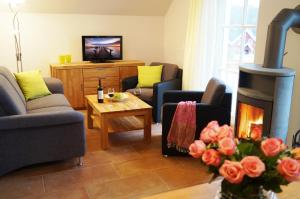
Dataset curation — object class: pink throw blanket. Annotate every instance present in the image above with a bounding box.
[167,101,196,152]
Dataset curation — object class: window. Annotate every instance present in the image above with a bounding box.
[217,0,260,117]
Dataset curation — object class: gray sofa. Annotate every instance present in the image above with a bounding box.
[0,66,86,176]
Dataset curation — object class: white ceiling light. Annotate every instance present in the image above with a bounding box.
[6,0,25,5]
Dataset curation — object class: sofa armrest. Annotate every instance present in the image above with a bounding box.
[0,111,84,130]
[152,79,182,122]
[162,102,231,138]
[163,90,204,104]
[161,102,231,155]
[122,76,138,92]
[154,79,182,92]
[44,77,64,94]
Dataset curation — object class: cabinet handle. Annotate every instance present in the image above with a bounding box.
[96,68,105,70]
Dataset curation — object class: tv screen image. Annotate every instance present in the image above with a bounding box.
[82,36,122,62]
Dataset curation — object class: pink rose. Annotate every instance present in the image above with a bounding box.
[277,138,287,151]
[202,149,221,167]
[277,157,300,182]
[218,137,236,156]
[200,128,218,144]
[217,125,234,141]
[200,121,220,144]
[207,121,220,130]
[250,126,262,141]
[261,138,282,157]
[241,156,265,177]
[219,160,245,184]
[189,140,206,158]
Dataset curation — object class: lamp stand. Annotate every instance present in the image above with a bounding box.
[9,3,23,73]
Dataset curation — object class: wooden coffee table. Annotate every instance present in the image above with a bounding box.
[85,93,152,149]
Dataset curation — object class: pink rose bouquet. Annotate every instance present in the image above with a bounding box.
[189,121,300,198]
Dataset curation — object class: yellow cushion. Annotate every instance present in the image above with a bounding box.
[137,65,163,87]
[14,70,51,101]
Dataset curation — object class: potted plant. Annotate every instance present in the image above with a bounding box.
[189,121,300,199]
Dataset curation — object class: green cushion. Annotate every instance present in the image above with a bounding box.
[137,65,163,88]
[14,70,51,101]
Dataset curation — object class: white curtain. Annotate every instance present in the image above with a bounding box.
[182,0,220,90]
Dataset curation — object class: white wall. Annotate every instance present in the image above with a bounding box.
[164,0,190,67]
[0,13,164,76]
[255,0,300,145]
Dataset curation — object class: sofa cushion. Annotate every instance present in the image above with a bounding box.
[15,70,51,101]
[150,62,179,81]
[201,78,226,105]
[0,75,27,115]
[127,88,153,103]
[27,106,73,114]
[26,94,70,111]
[0,67,26,105]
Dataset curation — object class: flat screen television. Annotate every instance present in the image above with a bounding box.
[82,36,123,62]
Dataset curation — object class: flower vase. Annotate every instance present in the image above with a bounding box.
[214,186,278,199]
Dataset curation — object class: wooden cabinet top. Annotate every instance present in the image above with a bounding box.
[50,60,145,69]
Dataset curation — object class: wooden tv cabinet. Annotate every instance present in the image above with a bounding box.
[50,60,144,109]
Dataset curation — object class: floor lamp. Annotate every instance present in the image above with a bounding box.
[8,0,25,72]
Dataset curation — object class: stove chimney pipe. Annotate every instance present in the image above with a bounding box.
[263,8,300,69]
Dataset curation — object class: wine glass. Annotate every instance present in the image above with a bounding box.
[108,88,115,98]
[133,87,141,96]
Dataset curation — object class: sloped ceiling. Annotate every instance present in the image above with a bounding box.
[0,0,173,16]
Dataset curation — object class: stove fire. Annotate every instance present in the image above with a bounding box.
[237,103,264,138]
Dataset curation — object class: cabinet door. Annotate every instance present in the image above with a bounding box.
[54,69,85,108]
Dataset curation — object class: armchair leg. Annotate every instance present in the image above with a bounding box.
[77,157,84,167]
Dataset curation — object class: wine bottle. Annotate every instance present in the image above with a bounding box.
[97,79,104,103]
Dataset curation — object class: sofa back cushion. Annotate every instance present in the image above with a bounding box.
[201,78,226,106]
[0,67,26,115]
[150,62,179,81]
[0,67,26,104]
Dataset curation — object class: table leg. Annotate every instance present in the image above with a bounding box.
[100,114,109,149]
[144,109,152,143]
[87,103,93,129]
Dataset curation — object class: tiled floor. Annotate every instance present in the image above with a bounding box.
[0,112,212,199]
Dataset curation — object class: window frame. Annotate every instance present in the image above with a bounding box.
[220,0,259,73]
[218,0,260,118]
